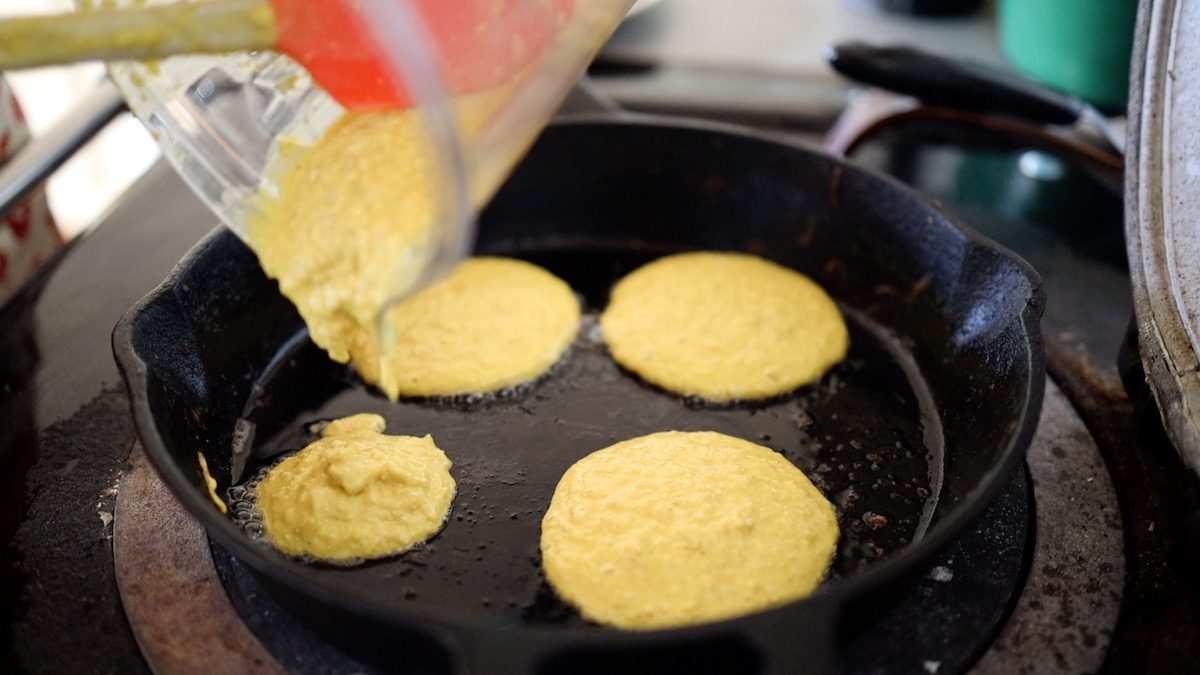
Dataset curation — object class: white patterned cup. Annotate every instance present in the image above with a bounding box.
[0,74,61,306]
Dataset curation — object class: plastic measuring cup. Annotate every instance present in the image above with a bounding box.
[98,0,634,296]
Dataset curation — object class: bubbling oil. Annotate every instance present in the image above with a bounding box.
[227,467,268,540]
[228,304,940,587]
[219,248,942,617]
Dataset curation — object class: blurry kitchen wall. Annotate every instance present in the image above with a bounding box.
[2,0,160,239]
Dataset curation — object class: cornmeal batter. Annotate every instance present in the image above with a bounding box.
[247,110,441,398]
[198,452,228,515]
[357,256,580,397]
[541,430,839,630]
[245,98,545,399]
[256,413,455,563]
[599,251,849,402]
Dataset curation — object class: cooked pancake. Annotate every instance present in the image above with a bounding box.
[540,430,839,630]
[599,251,848,402]
[256,413,456,563]
[354,256,580,398]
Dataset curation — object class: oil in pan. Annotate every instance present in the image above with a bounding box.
[226,247,944,626]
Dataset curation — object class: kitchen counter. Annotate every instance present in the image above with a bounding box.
[1,161,211,673]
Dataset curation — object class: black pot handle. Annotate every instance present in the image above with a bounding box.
[824,41,1086,126]
[744,594,842,675]
[449,629,548,675]
[446,595,843,675]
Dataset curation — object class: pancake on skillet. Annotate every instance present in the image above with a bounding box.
[540,430,839,630]
[255,413,456,564]
[359,256,581,398]
[600,251,848,403]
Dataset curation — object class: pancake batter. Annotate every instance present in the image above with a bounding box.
[599,251,849,402]
[245,97,553,399]
[246,110,441,400]
[357,256,580,398]
[540,430,839,630]
[255,413,456,563]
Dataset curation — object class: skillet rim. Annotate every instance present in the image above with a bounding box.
[111,114,1046,659]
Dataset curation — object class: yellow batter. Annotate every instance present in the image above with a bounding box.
[541,430,838,630]
[255,413,456,563]
[599,251,849,403]
[356,256,580,398]
[197,452,228,515]
[245,94,539,399]
[247,110,441,392]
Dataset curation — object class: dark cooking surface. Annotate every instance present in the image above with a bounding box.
[226,254,940,622]
[114,120,1041,674]
[210,466,1029,675]
[0,163,209,673]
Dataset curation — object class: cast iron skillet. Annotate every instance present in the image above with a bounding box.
[113,117,1044,674]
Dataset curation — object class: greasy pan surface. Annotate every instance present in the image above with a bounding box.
[114,118,1044,674]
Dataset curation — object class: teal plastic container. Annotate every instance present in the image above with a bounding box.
[998,0,1138,111]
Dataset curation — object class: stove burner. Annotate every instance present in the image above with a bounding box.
[112,381,1120,674]
[839,466,1028,674]
[973,379,1124,673]
[842,380,1123,674]
[112,449,282,674]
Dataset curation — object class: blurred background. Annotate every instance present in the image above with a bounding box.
[3,0,159,239]
[0,0,1139,242]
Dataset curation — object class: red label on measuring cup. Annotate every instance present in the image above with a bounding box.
[270,0,576,110]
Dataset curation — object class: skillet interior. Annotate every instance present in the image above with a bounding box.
[114,117,1044,672]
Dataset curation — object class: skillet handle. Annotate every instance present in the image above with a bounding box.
[447,629,550,675]
[744,594,842,675]
[446,598,843,675]
[824,41,1087,126]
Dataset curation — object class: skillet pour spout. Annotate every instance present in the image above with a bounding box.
[113,116,1044,674]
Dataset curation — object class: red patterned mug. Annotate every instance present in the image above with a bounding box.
[0,73,61,306]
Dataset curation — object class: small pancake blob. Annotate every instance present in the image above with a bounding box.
[599,251,849,402]
[256,413,456,563]
[356,256,581,398]
[540,430,839,630]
